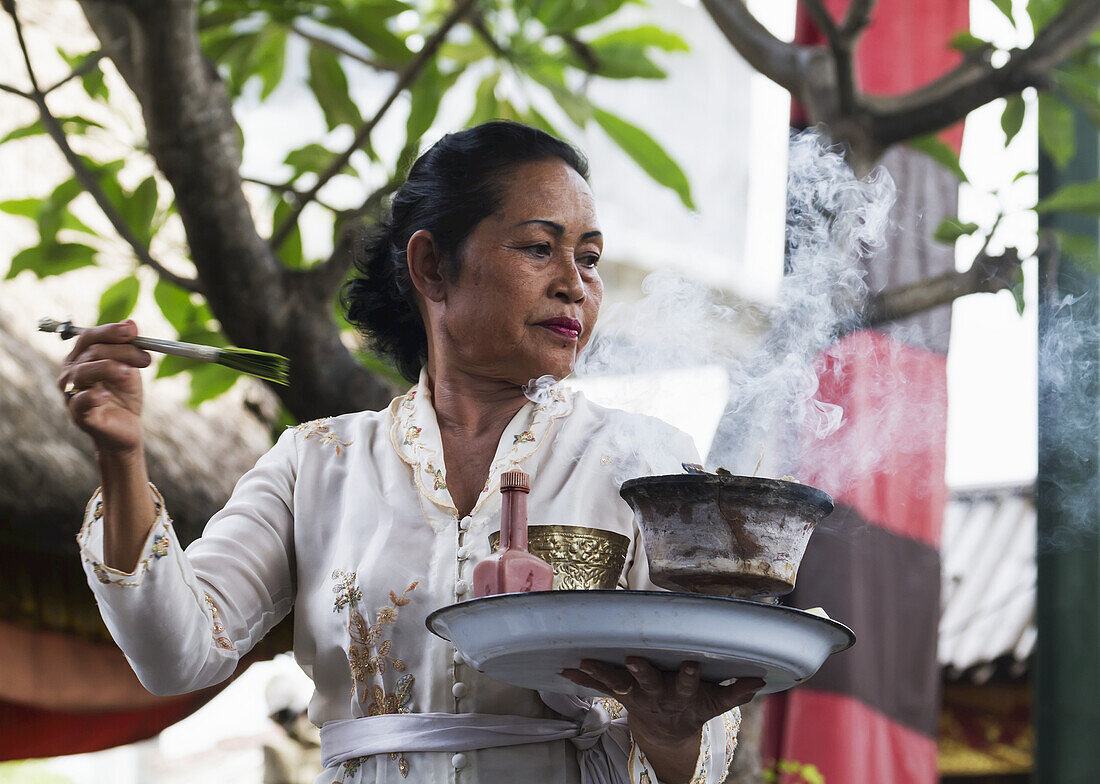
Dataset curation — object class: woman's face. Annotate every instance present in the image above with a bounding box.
[436,158,604,385]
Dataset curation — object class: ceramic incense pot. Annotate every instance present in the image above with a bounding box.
[619,473,833,599]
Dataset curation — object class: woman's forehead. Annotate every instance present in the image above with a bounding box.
[496,160,598,227]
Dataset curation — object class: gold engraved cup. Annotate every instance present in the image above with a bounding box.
[488,525,630,590]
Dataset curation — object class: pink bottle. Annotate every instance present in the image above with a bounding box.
[472,469,554,597]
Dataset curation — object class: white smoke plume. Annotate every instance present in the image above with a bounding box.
[575,130,897,485]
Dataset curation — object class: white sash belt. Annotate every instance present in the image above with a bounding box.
[320,692,632,784]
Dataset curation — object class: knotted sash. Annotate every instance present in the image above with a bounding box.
[319,692,631,784]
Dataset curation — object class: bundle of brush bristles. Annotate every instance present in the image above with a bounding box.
[38,317,289,386]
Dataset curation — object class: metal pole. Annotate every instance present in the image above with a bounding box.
[1035,106,1100,783]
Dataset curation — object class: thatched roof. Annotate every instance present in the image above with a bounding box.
[0,306,290,648]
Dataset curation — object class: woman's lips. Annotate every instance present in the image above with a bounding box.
[536,318,581,340]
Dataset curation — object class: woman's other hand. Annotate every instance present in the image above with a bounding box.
[561,657,764,783]
[57,319,151,456]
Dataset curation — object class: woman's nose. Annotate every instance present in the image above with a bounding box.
[551,257,585,303]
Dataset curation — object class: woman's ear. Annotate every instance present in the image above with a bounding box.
[406,229,447,303]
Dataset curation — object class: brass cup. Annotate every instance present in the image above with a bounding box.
[488,525,630,590]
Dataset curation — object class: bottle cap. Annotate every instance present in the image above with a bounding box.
[501,469,530,493]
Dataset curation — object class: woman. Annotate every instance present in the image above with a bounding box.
[59,121,762,784]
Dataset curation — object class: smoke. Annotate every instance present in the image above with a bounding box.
[573,130,898,487]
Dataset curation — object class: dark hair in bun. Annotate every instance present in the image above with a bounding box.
[341,120,590,383]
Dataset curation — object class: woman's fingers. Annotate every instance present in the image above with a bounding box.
[624,657,664,695]
[577,659,636,696]
[59,359,138,396]
[674,661,701,699]
[64,320,137,363]
[71,341,152,368]
[713,677,766,711]
[559,668,616,696]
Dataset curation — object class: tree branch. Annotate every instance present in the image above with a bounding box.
[241,175,342,213]
[78,0,402,418]
[867,0,1100,145]
[6,2,201,292]
[269,0,478,250]
[801,0,857,116]
[0,81,31,98]
[839,0,876,40]
[310,176,402,296]
[862,248,1023,328]
[44,50,107,95]
[289,23,399,72]
[699,0,807,95]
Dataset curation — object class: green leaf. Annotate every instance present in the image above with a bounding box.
[1001,94,1025,144]
[1014,169,1034,182]
[526,62,593,126]
[583,42,666,79]
[324,3,413,66]
[273,197,304,268]
[284,142,357,181]
[588,26,689,52]
[933,217,981,244]
[188,362,241,406]
[81,63,108,101]
[57,115,105,135]
[154,278,213,333]
[468,72,501,127]
[5,242,97,279]
[39,178,85,242]
[524,106,562,137]
[948,31,990,52]
[0,119,44,144]
[57,49,108,100]
[440,38,493,66]
[1038,92,1075,168]
[155,352,205,379]
[309,46,363,130]
[1011,275,1026,314]
[1053,64,1100,127]
[406,62,460,146]
[593,106,694,209]
[1028,0,1068,33]
[536,0,641,32]
[122,177,159,245]
[97,275,141,325]
[906,134,968,182]
[0,198,42,219]
[254,24,289,100]
[1034,180,1100,215]
[988,0,1014,25]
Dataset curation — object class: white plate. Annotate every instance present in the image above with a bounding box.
[426,590,855,696]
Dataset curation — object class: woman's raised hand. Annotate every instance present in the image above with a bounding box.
[561,657,764,781]
[57,320,152,455]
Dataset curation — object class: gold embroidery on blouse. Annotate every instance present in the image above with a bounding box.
[403,425,422,445]
[204,592,236,651]
[513,430,535,445]
[333,755,365,783]
[293,418,353,455]
[82,486,171,587]
[593,696,626,719]
[688,740,712,784]
[332,572,418,778]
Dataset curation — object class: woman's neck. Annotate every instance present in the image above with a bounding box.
[426,361,530,438]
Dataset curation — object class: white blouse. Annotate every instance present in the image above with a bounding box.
[77,371,741,784]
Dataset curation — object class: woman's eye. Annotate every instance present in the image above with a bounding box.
[526,244,552,258]
[579,255,600,268]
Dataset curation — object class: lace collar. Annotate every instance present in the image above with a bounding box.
[389,368,573,516]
